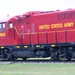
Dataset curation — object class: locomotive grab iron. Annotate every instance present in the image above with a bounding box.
[0,9,75,60]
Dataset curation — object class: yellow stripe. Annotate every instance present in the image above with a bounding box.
[36,45,40,48]
[13,27,75,35]
[16,46,20,48]
[0,33,5,36]
[14,27,21,35]
[51,45,55,47]
[1,47,4,49]
[24,46,28,48]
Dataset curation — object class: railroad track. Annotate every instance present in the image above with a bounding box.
[0,60,75,64]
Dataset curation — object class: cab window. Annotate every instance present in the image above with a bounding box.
[0,23,5,31]
[9,22,13,28]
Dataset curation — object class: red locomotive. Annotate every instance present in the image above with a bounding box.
[0,9,75,60]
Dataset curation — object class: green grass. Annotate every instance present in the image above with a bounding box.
[0,63,75,75]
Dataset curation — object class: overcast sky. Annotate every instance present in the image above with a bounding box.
[0,0,75,19]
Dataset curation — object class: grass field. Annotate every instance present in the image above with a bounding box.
[0,63,75,75]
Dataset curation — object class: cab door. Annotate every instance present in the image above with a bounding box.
[7,22,16,45]
[8,21,23,45]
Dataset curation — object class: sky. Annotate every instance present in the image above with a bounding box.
[0,0,75,19]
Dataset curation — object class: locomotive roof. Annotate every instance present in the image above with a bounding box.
[0,9,75,23]
[23,9,75,16]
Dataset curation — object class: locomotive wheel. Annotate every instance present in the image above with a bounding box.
[50,52,60,61]
[2,54,7,59]
[55,53,60,60]
[7,54,15,61]
[66,52,72,61]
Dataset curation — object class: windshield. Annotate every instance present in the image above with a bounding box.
[0,22,5,30]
